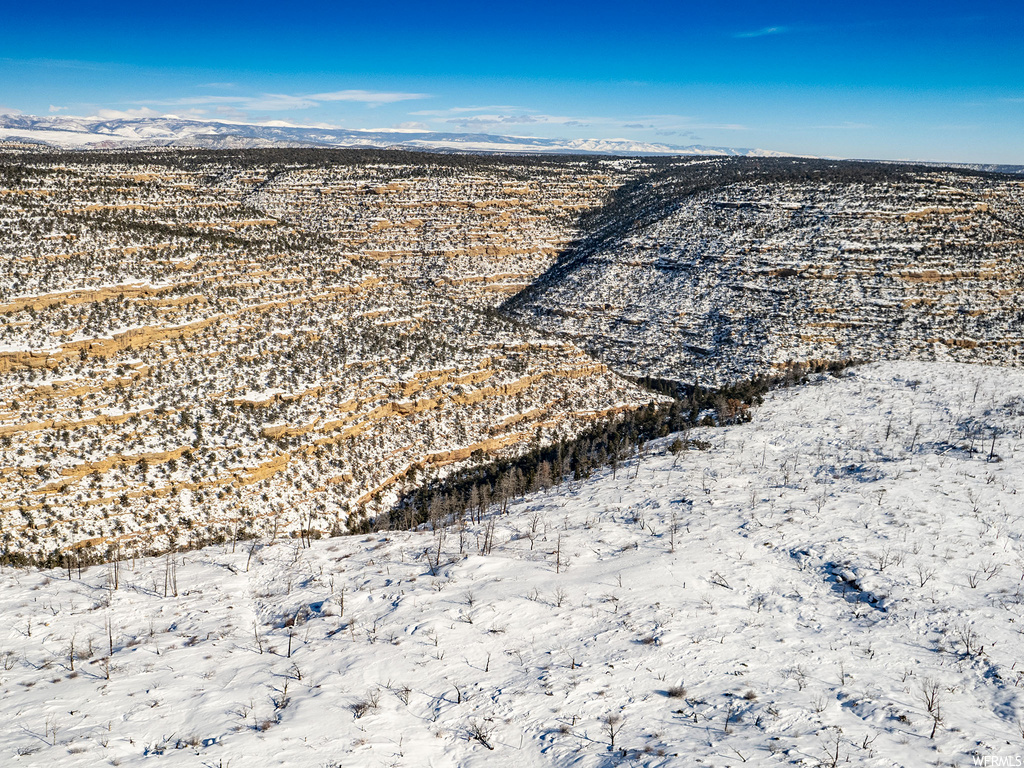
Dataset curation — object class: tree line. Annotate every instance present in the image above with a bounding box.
[353,358,857,534]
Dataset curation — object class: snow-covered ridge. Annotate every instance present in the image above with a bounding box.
[2,361,1023,766]
[0,113,793,157]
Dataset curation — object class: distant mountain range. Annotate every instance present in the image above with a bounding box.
[0,113,795,157]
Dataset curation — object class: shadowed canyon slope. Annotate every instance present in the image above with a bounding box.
[504,159,1024,386]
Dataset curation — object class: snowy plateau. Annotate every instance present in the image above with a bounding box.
[2,361,1024,767]
[0,114,789,157]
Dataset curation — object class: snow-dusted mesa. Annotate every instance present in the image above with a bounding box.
[2,361,1023,767]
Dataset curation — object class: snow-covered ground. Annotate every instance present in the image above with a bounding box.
[2,361,1023,767]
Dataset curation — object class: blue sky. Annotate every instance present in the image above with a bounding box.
[2,0,1022,162]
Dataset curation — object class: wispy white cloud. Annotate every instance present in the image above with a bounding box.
[808,122,874,130]
[410,105,525,117]
[410,107,746,137]
[139,94,320,111]
[691,123,747,130]
[308,90,430,105]
[441,112,604,130]
[654,128,700,140]
[734,26,788,39]
[48,105,67,113]
[93,107,162,119]
[446,113,551,127]
[239,94,321,111]
[136,90,430,114]
[212,105,252,122]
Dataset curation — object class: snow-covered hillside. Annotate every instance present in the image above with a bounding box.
[3,361,1023,767]
[0,154,654,562]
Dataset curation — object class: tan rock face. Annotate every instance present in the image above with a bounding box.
[252,163,624,307]
[0,152,651,563]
